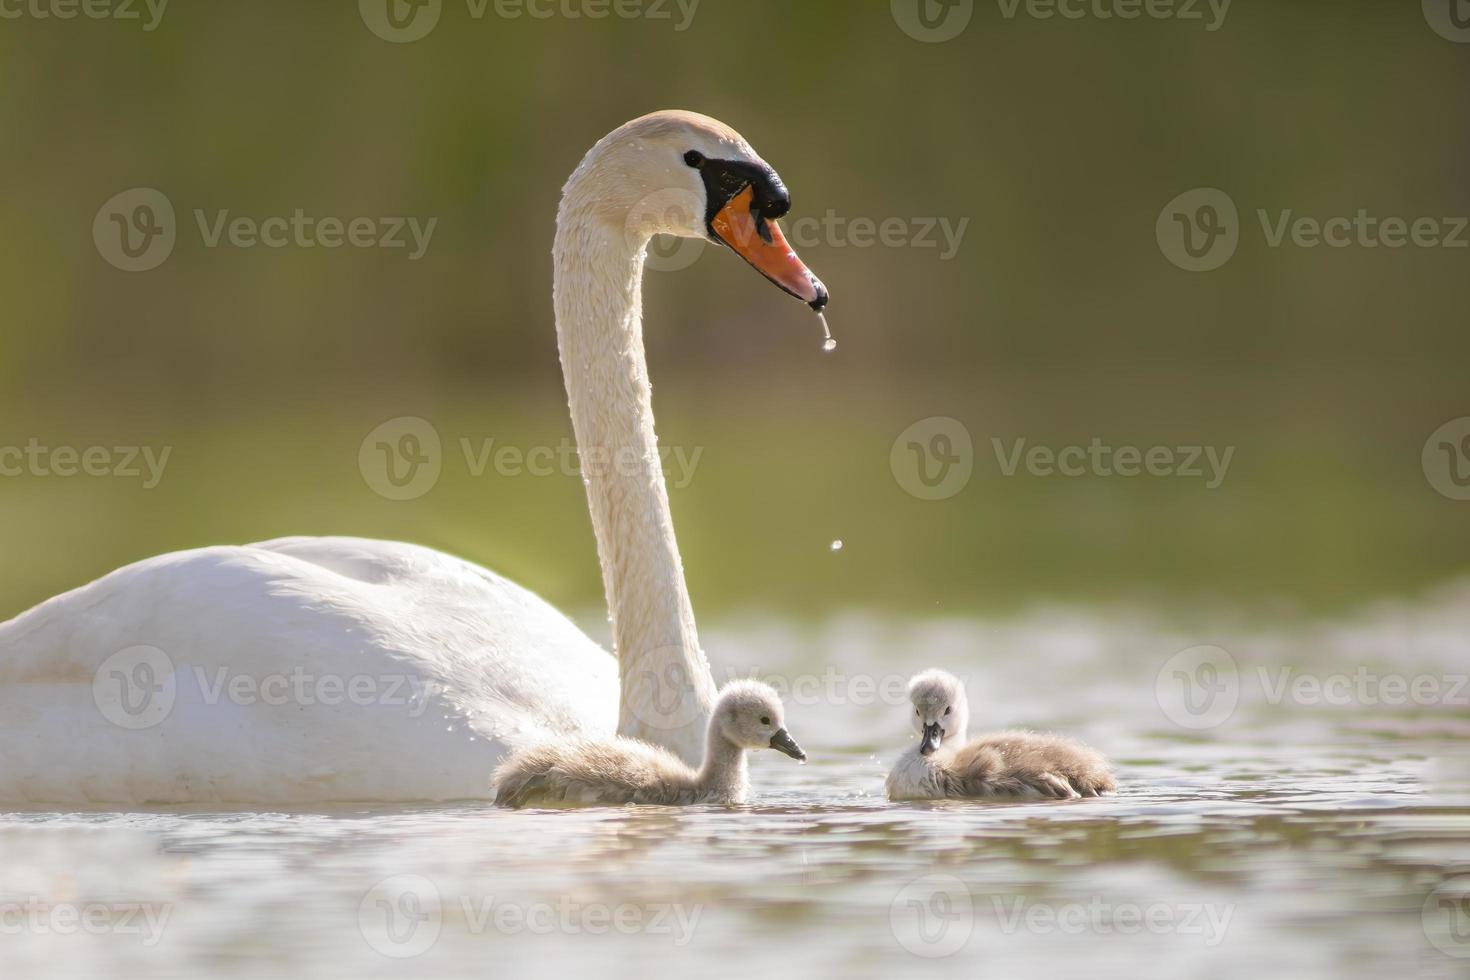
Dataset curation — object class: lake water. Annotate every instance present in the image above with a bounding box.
[4,588,1470,979]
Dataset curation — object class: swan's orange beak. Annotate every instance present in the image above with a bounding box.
[710,186,828,310]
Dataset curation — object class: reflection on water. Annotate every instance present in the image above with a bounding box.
[4,589,1470,979]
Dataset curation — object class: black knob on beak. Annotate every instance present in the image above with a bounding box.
[809,280,829,312]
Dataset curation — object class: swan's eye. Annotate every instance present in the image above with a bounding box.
[944,707,951,716]
[683,150,704,168]
[760,716,770,726]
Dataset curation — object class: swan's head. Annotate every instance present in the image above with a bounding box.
[908,669,969,756]
[712,679,806,761]
[568,109,828,310]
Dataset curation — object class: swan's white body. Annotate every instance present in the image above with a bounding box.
[0,111,824,804]
[0,538,616,803]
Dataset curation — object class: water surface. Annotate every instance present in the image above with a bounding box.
[5,594,1470,979]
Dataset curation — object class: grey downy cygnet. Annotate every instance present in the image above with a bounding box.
[494,680,807,807]
[886,669,1115,801]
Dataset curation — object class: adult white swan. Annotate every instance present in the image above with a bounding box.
[0,110,828,803]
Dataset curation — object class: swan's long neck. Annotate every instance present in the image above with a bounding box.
[553,176,717,765]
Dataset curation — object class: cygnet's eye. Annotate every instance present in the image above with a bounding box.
[944,706,951,716]
[760,716,771,727]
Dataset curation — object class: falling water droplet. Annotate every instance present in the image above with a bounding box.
[817,312,836,353]
[830,539,844,552]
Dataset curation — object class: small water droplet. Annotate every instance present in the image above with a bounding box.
[830,539,844,552]
[816,312,836,353]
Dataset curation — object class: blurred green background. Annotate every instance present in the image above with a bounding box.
[2,0,1468,621]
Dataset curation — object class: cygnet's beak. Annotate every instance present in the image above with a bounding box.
[919,722,944,756]
[769,728,807,762]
